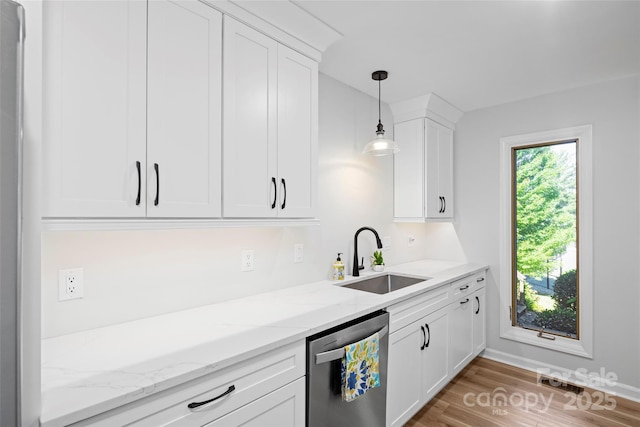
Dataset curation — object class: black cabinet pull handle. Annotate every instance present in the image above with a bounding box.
[459,284,469,291]
[475,296,480,314]
[477,277,485,283]
[280,178,287,209]
[154,163,160,206]
[188,385,235,409]
[271,177,277,209]
[135,161,141,206]
[425,323,431,348]
[442,196,446,213]
[460,298,470,305]
[438,196,443,213]
[420,325,426,350]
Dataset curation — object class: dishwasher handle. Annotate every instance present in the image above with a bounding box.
[314,325,388,365]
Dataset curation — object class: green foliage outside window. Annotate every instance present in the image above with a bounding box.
[515,145,576,278]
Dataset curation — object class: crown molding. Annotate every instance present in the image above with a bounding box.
[202,0,342,62]
[390,93,464,129]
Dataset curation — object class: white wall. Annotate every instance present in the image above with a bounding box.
[41,74,465,338]
[455,76,640,389]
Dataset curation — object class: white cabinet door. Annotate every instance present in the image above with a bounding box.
[421,306,450,403]
[387,323,423,427]
[276,45,318,218]
[449,294,474,375]
[205,378,305,427]
[425,119,454,219]
[43,0,147,217]
[223,16,278,218]
[147,0,222,218]
[473,287,486,356]
[393,119,424,219]
[393,117,454,221]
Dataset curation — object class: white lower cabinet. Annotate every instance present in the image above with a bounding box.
[449,293,474,376]
[386,320,423,427]
[71,342,305,427]
[386,270,487,427]
[421,307,450,403]
[473,286,486,356]
[387,306,450,427]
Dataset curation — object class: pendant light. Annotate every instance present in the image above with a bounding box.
[362,70,399,156]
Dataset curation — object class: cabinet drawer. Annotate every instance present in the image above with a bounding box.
[73,341,305,427]
[450,275,475,299]
[474,271,486,289]
[387,285,449,333]
[205,377,305,426]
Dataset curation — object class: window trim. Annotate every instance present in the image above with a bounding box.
[499,125,593,358]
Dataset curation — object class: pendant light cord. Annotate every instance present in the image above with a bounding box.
[376,77,384,133]
[378,78,381,124]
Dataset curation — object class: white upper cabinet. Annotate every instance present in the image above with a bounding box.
[223,17,317,218]
[43,0,222,219]
[276,45,318,218]
[393,119,424,219]
[42,1,319,224]
[147,0,222,218]
[222,17,278,218]
[425,119,454,218]
[43,0,147,217]
[393,117,454,221]
[391,94,462,222]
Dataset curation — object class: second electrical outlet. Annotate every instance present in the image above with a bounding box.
[294,244,304,263]
[242,250,254,271]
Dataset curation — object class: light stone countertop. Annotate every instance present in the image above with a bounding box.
[41,259,487,426]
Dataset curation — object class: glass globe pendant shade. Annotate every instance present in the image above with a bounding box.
[363,129,400,156]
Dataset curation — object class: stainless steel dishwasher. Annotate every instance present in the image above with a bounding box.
[306,310,389,427]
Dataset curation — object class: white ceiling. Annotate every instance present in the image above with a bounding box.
[293,0,640,112]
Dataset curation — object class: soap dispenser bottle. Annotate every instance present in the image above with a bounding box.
[332,253,345,280]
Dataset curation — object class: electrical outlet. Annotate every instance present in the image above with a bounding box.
[242,250,254,272]
[294,244,304,263]
[383,236,392,249]
[58,268,84,301]
[408,235,416,247]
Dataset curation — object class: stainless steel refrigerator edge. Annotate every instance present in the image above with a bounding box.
[0,0,24,425]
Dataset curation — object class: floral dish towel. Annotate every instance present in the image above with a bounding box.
[341,331,380,402]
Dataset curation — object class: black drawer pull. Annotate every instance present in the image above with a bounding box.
[280,178,287,209]
[476,277,485,283]
[442,196,446,213]
[154,163,160,206]
[459,285,469,291]
[460,298,470,305]
[425,323,431,348]
[271,177,277,209]
[188,385,235,409]
[135,161,141,206]
[475,296,480,314]
[420,325,426,350]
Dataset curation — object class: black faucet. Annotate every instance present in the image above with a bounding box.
[352,226,383,277]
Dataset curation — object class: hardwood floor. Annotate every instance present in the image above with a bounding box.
[406,357,640,427]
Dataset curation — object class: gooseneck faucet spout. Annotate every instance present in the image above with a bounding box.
[352,226,383,277]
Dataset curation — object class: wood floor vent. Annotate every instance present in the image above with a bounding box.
[538,376,584,394]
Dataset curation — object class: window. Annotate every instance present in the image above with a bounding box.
[500,126,593,358]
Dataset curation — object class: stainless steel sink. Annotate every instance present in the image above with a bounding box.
[342,274,428,294]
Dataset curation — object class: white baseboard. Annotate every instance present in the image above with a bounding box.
[482,348,640,403]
